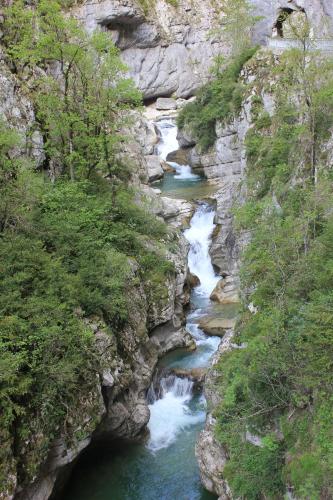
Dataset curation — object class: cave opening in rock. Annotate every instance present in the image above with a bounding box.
[273,7,308,38]
[274,8,295,38]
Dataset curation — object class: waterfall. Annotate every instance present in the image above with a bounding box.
[155,120,199,180]
[156,119,179,161]
[146,122,220,455]
[147,375,205,452]
[184,204,220,296]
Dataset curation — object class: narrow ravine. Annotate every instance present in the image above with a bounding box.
[61,118,224,500]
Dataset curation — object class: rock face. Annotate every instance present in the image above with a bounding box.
[210,277,240,304]
[198,316,236,337]
[73,0,227,99]
[0,52,44,167]
[189,113,250,297]
[145,154,164,181]
[5,100,192,500]
[193,53,276,499]
[195,330,235,499]
[73,0,333,100]
[250,0,333,44]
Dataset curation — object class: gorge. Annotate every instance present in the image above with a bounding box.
[1,1,333,499]
[60,118,224,500]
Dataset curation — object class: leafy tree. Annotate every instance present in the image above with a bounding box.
[0,2,175,494]
[3,0,141,181]
[217,0,262,55]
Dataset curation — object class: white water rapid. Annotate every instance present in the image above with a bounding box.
[61,118,223,500]
[146,119,221,454]
[184,205,220,296]
[156,119,199,180]
[147,376,205,452]
[156,119,179,160]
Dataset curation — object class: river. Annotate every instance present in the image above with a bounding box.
[61,118,228,500]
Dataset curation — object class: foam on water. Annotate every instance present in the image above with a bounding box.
[146,124,221,456]
[184,205,220,296]
[167,161,199,181]
[147,376,206,452]
[156,119,179,161]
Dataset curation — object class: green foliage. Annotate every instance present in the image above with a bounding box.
[224,438,285,499]
[3,0,142,181]
[0,0,175,492]
[0,129,174,490]
[217,0,262,56]
[177,47,257,151]
[177,18,333,495]
[214,47,333,499]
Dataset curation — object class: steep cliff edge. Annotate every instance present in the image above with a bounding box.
[73,0,226,99]
[72,0,333,100]
[184,41,333,498]
[0,5,197,499]
[2,1,333,499]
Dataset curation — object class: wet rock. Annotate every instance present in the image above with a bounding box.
[166,148,190,165]
[198,317,236,337]
[187,271,200,288]
[170,367,206,382]
[171,367,207,391]
[160,196,194,227]
[210,277,240,304]
[196,415,231,499]
[161,160,176,173]
[150,325,196,355]
[156,97,177,110]
[145,155,164,182]
[196,330,235,499]
[177,125,196,148]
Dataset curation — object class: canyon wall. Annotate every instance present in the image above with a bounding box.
[72,0,333,100]
[73,0,226,99]
[1,1,333,499]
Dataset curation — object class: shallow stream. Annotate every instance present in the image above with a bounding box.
[62,118,230,500]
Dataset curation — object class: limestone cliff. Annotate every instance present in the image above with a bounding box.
[189,50,280,499]
[2,0,333,498]
[72,0,333,101]
[73,0,226,99]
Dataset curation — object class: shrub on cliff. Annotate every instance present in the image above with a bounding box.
[177,47,257,151]
[214,46,333,499]
[0,1,175,494]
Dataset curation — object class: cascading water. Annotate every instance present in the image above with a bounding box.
[61,118,222,500]
[145,120,221,457]
[147,375,205,452]
[184,204,220,296]
[156,119,199,181]
[156,119,179,160]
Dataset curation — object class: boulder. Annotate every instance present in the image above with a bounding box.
[160,197,194,227]
[155,97,177,110]
[210,277,240,304]
[198,317,236,337]
[166,148,190,165]
[187,272,200,288]
[161,160,176,173]
[177,125,196,148]
[145,155,164,182]
[170,367,206,382]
